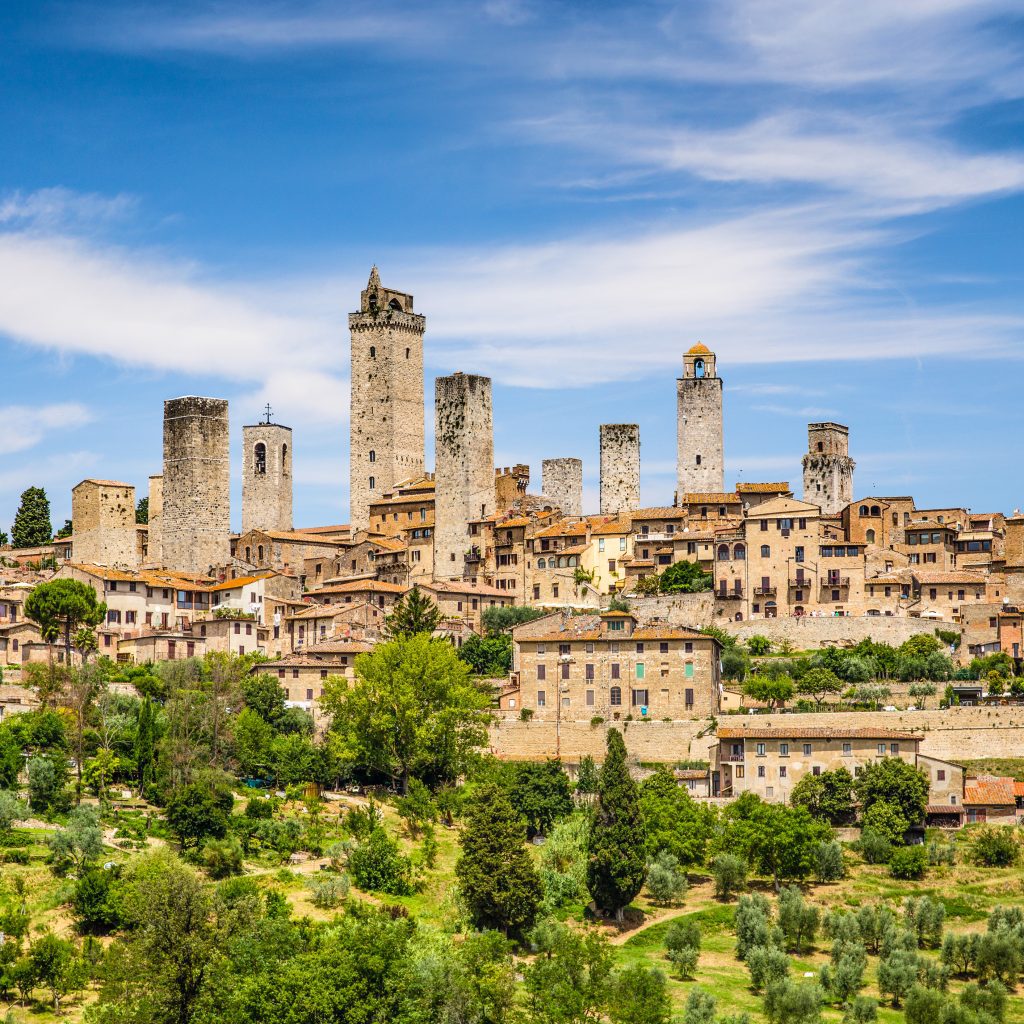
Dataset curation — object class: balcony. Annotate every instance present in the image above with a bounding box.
[639,531,675,543]
[789,577,812,590]
[720,753,744,763]
[717,588,743,600]
[821,577,850,589]
[464,548,483,564]
[754,585,777,596]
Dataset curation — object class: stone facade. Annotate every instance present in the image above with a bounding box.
[71,479,139,569]
[242,422,293,534]
[542,458,583,516]
[677,344,724,495]
[348,267,425,532]
[802,422,855,516]
[146,475,162,568]
[162,396,231,574]
[434,372,494,577]
[599,423,640,515]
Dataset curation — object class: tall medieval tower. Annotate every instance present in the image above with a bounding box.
[677,343,724,496]
[599,424,640,515]
[348,267,425,533]
[242,415,293,534]
[162,396,230,574]
[802,422,855,515]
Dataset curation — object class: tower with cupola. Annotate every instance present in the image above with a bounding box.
[677,343,724,497]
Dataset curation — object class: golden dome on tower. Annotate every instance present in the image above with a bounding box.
[686,342,712,355]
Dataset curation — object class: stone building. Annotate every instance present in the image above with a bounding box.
[146,475,163,567]
[242,420,293,534]
[71,479,139,569]
[506,610,722,723]
[802,422,855,516]
[599,424,640,515]
[677,343,724,496]
[495,465,530,515]
[542,458,583,516]
[162,396,230,574]
[434,372,495,578]
[348,267,426,533]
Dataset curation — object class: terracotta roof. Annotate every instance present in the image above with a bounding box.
[686,342,711,355]
[517,613,709,643]
[255,530,342,544]
[630,507,688,521]
[736,482,790,493]
[1014,781,1024,798]
[675,769,709,780]
[208,573,277,592]
[591,518,630,536]
[295,524,350,534]
[717,726,918,741]
[535,521,588,539]
[912,571,988,585]
[681,492,742,504]
[67,563,143,583]
[422,579,509,598]
[964,777,1016,806]
[74,478,133,488]
[304,637,375,654]
[926,804,964,815]
[313,579,407,594]
[370,537,407,553]
[497,516,532,528]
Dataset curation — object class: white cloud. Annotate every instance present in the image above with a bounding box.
[0,403,94,456]
[0,187,137,229]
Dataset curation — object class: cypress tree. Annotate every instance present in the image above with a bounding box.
[11,486,53,548]
[135,698,155,795]
[587,729,647,921]
[455,783,542,938]
[383,586,442,639]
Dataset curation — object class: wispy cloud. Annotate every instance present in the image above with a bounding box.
[0,187,137,229]
[0,403,94,456]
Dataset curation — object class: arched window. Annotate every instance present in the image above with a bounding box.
[717,544,730,561]
[257,545,264,561]
[610,686,622,706]
[369,346,376,358]
[537,558,546,569]
[760,544,770,557]
[369,476,375,490]
[245,546,251,561]
[866,529,876,544]
[859,504,869,516]
[694,358,705,378]
[254,442,266,475]
[558,556,567,568]
[568,556,578,567]
[282,443,288,472]
[734,544,746,560]
[389,298,402,311]
[369,450,376,463]
[870,505,881,516]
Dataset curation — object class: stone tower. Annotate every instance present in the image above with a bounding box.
[71,479,139,568]
[145,475,162,567]
[802,422,855,515]
[599,424,640,515]
[542,458,583,516]
[348,267,425,533]
[162,397,230,574]
[434,373,494,577]
[677,342,724,496]
[242,416,293,534]
[495,464,530,515]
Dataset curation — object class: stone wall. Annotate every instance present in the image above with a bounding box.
[677,374,724,495]
[629,592,716,626]
[146,475,162,568]
[599,424,640,515]
[542,458,583,516]
[802,422,854,515]
[162,397,230,574]
[495,464,530,514]
[71,480,138,568]
[241,423,293,534]
[434,373,494,577]
[348,270,425,532]
[722,614,950,649]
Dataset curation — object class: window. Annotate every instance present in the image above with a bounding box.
[585,663,594,680]
[610,686,622,706]
[619,537,626,552]
[735,766,745,779]
[632,689,648,707]
[536,690,546,707]
[254,442,266,475]
[537,664,546,680]
[779,766,787,778]
[760,545,770,557]
[586,689,594,706]
[598,538,605,552]
[937,769,946,781]
[635,663,645,680]
[369,345,376,358]
[684,662,694,678]
[842,743,852,755]
[890,743,899,754]
[659,642,669,654]
[757,766,766,778]
[877,743,886,755]
[369,450,376,463]
[685,687,694,708]
[611,663,620,679]
[803,743,812,756]
[369,476,375,490]
[779,742,789,756]
[636,642,644,653]
[755,742,766,756]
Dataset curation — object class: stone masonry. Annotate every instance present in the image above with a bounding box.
[434,373,494,578]
[802,422,855,516]
[542,457,583,516]
[599,424,640,515]
[242,422,293,534]
[146,475,162,567]
[162,397,230,574]
[495,464,530,514]
[71,479,139,569]
[677,343,724,495]
[348,267,425,533]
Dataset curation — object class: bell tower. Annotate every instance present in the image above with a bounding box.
[677,343,724,496]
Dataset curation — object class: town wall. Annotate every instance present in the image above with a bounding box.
[542,458,583,516]
[162,397,231,574]
[242,423,293,534]
[434,373,494,577]
[599,424,640,515]
[722,614,950,649]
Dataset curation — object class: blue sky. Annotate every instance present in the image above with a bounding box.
[1,0,1023,533]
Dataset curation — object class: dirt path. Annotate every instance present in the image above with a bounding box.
[608,905,693,945]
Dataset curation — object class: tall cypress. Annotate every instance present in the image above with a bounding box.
[135,697,155,795]
[11,486,53,548]
[456,783,542,939]
[587,729,647,921]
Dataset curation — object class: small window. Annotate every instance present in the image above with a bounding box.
[756,742,766,756]
[760,545,770,557]
[937,769,946,781]
[842,742,852,755]
[369,476,375,489]
[779,742,789,756]
[877,743,886,755]
[757,765,765,778]
[610,686,622,706]
[369,345,376,358]
[779,766,787,778]
[536,690,546,707]
[802,743,812,756]
[369,450,376,463]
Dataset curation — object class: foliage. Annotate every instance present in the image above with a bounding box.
[747,943,789,993]
[741,674,794,709]
[383,585,443,639]
[322,634,492,791]
[11,486,53,547]
[49,805,105,872]
[735,893,782,961]
[858,829,893,865]
[841,996,877,1023]
[458,632,513,675]
[746,635,772,656]
[790,767,855,825]
[778,885,820,953]
[575,755,599,795]
[25,578,107,660]
[509,759,574,838]
[28,931,86,1011]
[348,827,414,897]
[639,766,716,866]
[481,604,548,634]
[165,781,232,849]
[586,730,647,920]
[307,871,351,909]
[904,895,945,949]
[814,840,846,882]
[525,922,614,1024]
[855,758,929,829]
[970,826,1019,867]
[861,801,908,846]
[820,943,866,1004]
[645,849,688,904]
[0,789,27,833]
[796,668,844,706]
[889,845,928,880]
[877,948,920,1007]
[395,777,437,838]
[538,813,590,910]
[711,853,747,900]
[201,837,244,879]
[135,496,149,524]
[607,963,673,1024]
[721,647,750,682]
[658,560,713,593]
[27,752,70,812]
[762,977,823,1024]
[665,917,701,979]
[73,867,124,933]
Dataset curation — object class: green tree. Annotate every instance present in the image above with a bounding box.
[877,948,919,1006]
[321,634,492,792]
[49,805,104,872]
[763,978,822,1024]
[747,635,772,656]
[607,964,672,1024]
[861,801,907,845]
[842,995,877,1023]
[240,673,287,724]
[524,922,613,1024]
[135,497,149,524]
[970,826,1019,867]
[747,944,789,993]
[480,604,547,634]
[383,586,442,639]
[854,758,928,830]
[0,789,27,833]
[55,518,73,539]
[639,766,716,866]
[233,707,275,778]
[645,850,688,905]
[665,918,701,979]
[586,730,647,921]
[790,767,855,825]
[741,674,794,709]
[456,785,542,937]
[658,560,713,593]
[778,886,820,953]
[11,486,53,548]
[165,782,232,849]
[348,827,413,895]
[73,868,124,933]
[888,846,928,880]
[27,752,69,812]
[28,932,85,1012]
[575,755,599,795]
[711,853,747,900]
[510,759,573,838]
[820,944,866,1004]
[814,840,845,882]
[134,696,156,794]
[25,578,107,665]
[796,668,843,707]
[458,633,513,675]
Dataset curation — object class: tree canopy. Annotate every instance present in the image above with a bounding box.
[25,578,107,661]
[383,586,442,639]
[11,486,53,548]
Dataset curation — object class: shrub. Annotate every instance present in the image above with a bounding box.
[842,995,877,1023]
[735,893,781,961]
[348,828,413,896]
[747,635,772,656]
[814,840,845,882]
[889,846,928,881]
[306,872,350,909]
[904,895,944,949]
[747,944,789,992]
[858,830,893,865]
[711,853,747,900]
[763,977,823,1024]
[244,798,274,819]
[646,849,688,905]
[201,837,244,879]
[820,943,867,1004]
[926,839,955,866]
[665,917,700,979]
[861,801,907,846]
[970,826,1019,867]
[778,886,819,954]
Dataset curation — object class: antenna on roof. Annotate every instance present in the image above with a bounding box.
[263,403,273,424]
